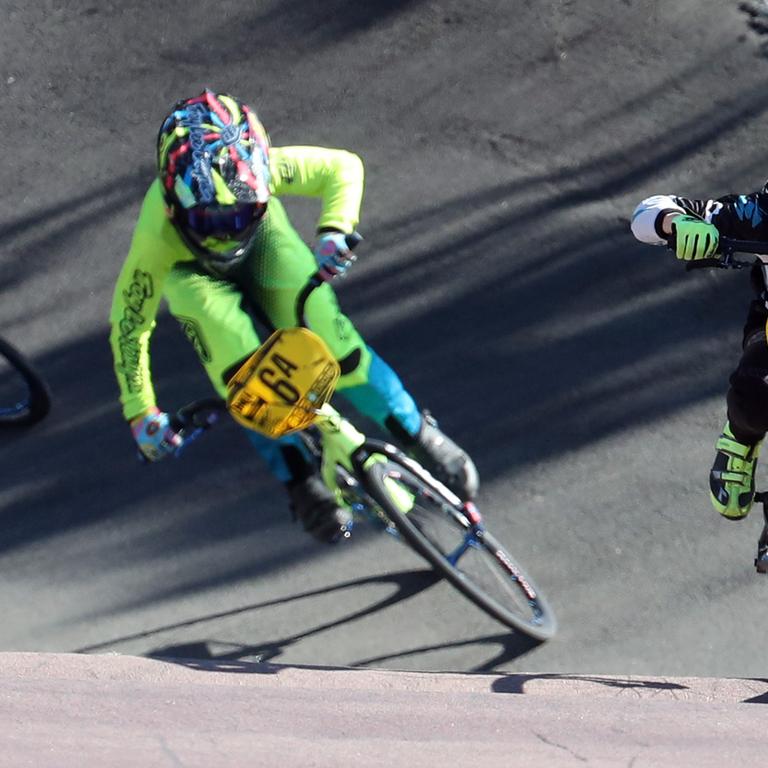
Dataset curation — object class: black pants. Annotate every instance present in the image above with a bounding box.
[727,266,768,445]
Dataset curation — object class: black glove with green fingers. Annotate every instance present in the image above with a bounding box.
[671,215,720,261]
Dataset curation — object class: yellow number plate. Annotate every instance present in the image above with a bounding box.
[226,328,340,438]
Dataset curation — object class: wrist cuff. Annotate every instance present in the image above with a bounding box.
[654,209,682,240]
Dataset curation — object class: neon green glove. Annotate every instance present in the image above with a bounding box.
[672,215,720,261]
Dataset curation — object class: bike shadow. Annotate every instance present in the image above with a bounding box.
[739,681,768,704]
[490,673,689,695]
[82,567,539,672]
[353,634,542,672]
[489,674,768,706]
[81,569,439,662]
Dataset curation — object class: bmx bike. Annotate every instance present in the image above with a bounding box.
[0,336,51,427]
[166,243,557,641]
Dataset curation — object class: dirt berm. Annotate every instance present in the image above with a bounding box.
[1,652,766,767]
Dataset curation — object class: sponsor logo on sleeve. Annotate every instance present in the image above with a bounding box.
[115,269,154,394]
[176,316,212,363]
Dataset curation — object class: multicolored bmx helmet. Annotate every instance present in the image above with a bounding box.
[157,89,272,275]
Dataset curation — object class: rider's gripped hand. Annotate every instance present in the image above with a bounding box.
[130,407,183,461]
[671,215,720,261]
[314,230,357,280]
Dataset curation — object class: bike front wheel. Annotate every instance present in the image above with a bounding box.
[363,448,557,641]
[0,337,52,427]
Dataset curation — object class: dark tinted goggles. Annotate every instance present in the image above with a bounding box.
[181,203,265,239]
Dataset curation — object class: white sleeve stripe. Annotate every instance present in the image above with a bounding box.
[630,195,685,245]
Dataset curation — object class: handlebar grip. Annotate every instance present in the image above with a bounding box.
[298,231,364,327]
[306,231,364,286]
[667,235,752,270]
[345,231,363,250]
[171,398,226,436]
[667,235,720,269]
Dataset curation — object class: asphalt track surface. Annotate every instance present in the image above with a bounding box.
[4,0,768,762]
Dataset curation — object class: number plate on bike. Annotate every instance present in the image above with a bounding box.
[226,328,340,438]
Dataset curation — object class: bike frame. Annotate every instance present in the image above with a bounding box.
[308,401,418,521]
[311,402,366,497]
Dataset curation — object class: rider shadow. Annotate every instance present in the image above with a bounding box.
[138,568,540,673]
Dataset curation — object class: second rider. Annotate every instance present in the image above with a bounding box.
[632,187,768,522]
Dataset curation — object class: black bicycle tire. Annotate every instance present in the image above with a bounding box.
[0,337,52,426]
[363,450,557,640]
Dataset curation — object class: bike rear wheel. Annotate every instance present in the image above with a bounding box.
[0,337,52,427]
[362,448,556,640]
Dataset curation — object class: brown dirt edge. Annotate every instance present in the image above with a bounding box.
[0,652,765,767]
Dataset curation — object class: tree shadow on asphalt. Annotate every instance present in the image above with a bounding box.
[4,12,768,660]
[157,0,441,67]
[0,135,760,618]
[0,166,155,309]
[73,568,542,671]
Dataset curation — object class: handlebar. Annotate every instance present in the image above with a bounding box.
[136,398,227,463]
[667,235,768,271]
[159,398,228,459]
[170,397,227,434]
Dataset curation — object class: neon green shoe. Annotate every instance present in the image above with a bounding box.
[709,422,762,520]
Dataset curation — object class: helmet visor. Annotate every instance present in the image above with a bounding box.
[179,203,266,240]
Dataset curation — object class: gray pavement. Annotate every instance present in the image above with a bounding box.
[2,0,768,692]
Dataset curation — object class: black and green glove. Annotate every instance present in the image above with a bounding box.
[671,215,720,261]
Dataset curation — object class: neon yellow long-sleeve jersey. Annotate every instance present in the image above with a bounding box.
[109,146,364,421]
